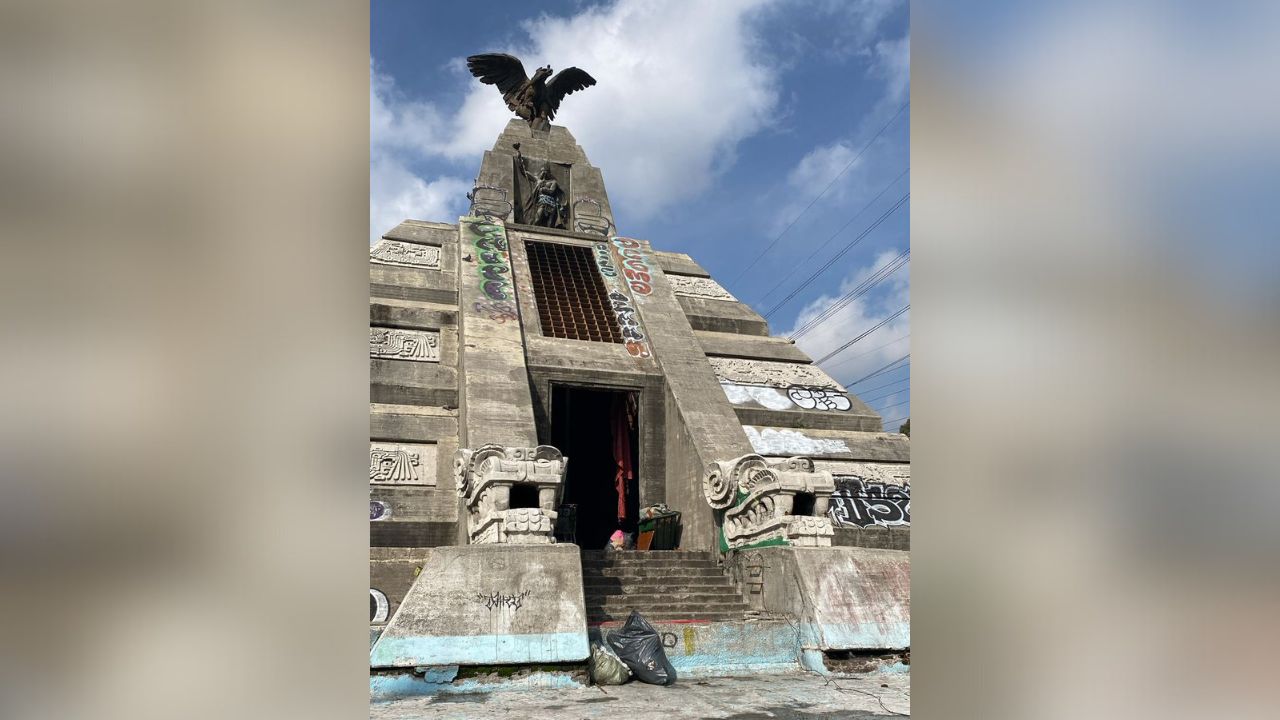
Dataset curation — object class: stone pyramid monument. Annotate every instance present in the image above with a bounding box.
[367,90,909,697]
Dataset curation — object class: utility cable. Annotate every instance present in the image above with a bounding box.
[732,100,909,283]
[846,353,910,386]
[759,166,909,303]
[814,305,910,364]
[763,192,909,319]
[789,249,909,340]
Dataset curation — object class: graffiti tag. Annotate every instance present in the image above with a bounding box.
[611,237,653,296]
[475,589,532,612]
[828,478,910,528]
[370,588,389,623]
[464,219,513,301]
[473,300,518,324]
[370,500,391,521]
[594,242,652,359]
[787,386,852,412]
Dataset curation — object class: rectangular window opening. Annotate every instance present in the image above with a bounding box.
[526,241,623,343]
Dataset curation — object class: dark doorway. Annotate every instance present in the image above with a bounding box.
[551,385,640,549]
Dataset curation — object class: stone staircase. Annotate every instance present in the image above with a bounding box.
[581,550,752,625]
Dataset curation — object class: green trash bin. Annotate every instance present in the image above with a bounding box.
[637,511,682,551]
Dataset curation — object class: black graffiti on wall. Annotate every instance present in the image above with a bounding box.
[828,478,910,528]
[475,589,532,612]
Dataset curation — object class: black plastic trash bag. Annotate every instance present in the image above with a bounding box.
[605,610,678,686]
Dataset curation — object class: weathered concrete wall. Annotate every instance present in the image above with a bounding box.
[370,544,589,668]
[370,224,463,546]
[455,218,539,449]
[730,547,910,651]
[370,221,458,305]
[694,330,811,363]
[651,251,710,277]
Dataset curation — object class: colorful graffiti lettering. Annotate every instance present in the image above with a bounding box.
[473,300,518,324]
[828,478,910,527]
[594,243,652,359]
[594,243,618,277]
[611,237,653,296]
[464,219,513,301]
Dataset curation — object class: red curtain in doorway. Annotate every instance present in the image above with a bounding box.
[610,394,634,522]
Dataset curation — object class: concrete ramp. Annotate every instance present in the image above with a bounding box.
[370,544,589,668]
[735,547,909,652]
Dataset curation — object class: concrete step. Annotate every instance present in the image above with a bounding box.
[582,566,727,579]
[585,592,747,605]
[587,610,751,623]
[581,550,713,561]
[583,579,738,592]
[583,599,747,617]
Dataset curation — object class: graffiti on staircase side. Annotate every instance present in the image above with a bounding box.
[594,241,651,359]
[463,218,513,301]
[611,237,653,296]
[828,477,911,528]
[473,300,519,323]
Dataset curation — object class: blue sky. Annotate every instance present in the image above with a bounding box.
[372,0,910,429]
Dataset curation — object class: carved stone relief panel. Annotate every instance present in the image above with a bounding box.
[370,239,442,269]
[708,357,844,392]
[369,327,440,362]
[369,442,438,486]
[667,274,736,301]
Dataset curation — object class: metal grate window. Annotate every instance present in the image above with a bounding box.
[526,241,623,343]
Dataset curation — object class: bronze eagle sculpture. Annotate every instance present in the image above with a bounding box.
[466,53,596,131]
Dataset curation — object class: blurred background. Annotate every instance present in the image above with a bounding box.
[912,1,1279,718]
[0,1,1275,719]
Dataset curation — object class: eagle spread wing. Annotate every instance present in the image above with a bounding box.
[543,67,596,120]
[466,53,529,106]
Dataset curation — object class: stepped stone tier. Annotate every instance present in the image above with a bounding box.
[368,118,909,694]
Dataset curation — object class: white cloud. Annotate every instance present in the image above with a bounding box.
[369,153,469,243]
[370,0,789,230]
[441,0,784,219]
[787,249,910,386]
[871,33,910,107]
[370,62,469,241]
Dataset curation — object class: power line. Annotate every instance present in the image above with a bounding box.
[847,353,910,386]
[844,374,909,397]
[853,359,909,386]
[826,333,910,371]
[883,416,909,432]
[759,166,909,303]
[763,192,909,319]
[872,398,911,414]
[732,101,909,284]
[814,305,910,364]
[860,384,911,405]
[788,249,909,340]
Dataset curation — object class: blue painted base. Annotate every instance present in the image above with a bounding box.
[370,668,586,702]
[371,631,589,668]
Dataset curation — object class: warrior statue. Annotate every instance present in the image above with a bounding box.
[466,53,596,131]
[514,143,566,229]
